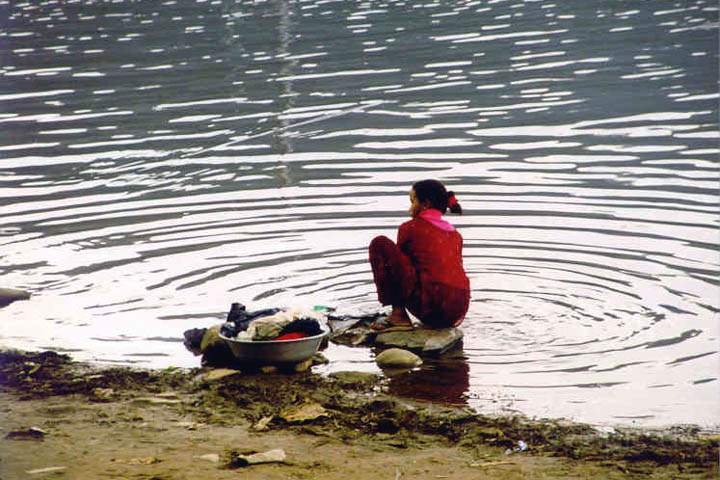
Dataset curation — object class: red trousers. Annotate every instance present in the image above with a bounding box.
[369,236,468,328]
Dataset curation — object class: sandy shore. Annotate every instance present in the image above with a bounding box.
[1,350,717,479]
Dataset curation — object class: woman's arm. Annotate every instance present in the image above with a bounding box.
[397,220,413,254]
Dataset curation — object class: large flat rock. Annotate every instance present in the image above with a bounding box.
[327,314,463,356]
[375,327,463,356]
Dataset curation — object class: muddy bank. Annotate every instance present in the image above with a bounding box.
[1,350,717,479]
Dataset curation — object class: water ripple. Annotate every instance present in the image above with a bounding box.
[1,0,717,427]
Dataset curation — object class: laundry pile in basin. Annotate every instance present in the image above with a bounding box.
[219,303,325,342]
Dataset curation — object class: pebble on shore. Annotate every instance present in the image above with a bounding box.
[375,348,423,369]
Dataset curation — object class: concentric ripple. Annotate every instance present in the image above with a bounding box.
[1,0,718,427]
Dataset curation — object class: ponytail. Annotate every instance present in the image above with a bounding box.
[412,180,463,215]
[447,191,462,215]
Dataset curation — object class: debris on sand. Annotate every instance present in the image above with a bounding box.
[280,402,328,424]
[224,448,287,468]
[25,466,66,475]
[126,456,161,465]
[505,440,528,454]
[1,349,717,475]
[5,427,46,441]
[202,368,241,382]
[252,415,274,431]
[91,387,115,401]
[196,453,220,463]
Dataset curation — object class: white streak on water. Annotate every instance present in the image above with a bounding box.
[0,89,74,101]
[274,68,401,81]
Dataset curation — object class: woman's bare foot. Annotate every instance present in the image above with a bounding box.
[370,307,413,331]
[386,307,412,326]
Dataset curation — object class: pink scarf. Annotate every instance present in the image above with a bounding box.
[418,209,455,232]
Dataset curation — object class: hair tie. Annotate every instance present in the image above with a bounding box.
[447,193,458,208]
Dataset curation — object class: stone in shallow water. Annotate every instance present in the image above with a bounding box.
[375,327,463,355]
[195,325,235,365]
[200,325,223,353]
[293,358,313,372]
[312,352,329,365]
[375,348,422,369]
[327,314,464,356]
[0,287,31,307]
[330,326,373,346]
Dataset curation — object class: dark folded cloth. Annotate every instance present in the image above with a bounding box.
[220,303,282,338]
[183,327,207,354]
[279,318,322,338]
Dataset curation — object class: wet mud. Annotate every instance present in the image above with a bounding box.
[1,350,717,479]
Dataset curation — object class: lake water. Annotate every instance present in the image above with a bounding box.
[1,0,718,428]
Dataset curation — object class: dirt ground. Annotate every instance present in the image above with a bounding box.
[0,350,717,479]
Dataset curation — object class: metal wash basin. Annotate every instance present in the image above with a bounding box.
[219,330,328,365]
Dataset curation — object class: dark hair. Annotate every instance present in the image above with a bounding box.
[412,179,463,215]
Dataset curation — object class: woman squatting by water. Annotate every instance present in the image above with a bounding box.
[369,180,470,330]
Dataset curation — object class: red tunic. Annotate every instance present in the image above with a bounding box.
[398,217,470,292]
[369,215,470,327]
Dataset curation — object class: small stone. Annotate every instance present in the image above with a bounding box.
[200,325,223,353]
[92,387,115,401]
[312,352,330,365]
[0,287,31,307]
[260,366,279,374]
[280,402,328,424]
[5,427,46,441]
[203,368,240,381]
[229,449,286,467]
[331,327,373,346]
[375,348,422,369]
[196,453,220,463]
[252,416,273,431]
[245,449,286,464]
[293,358,313,372]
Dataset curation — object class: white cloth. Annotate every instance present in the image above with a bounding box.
[237,307,327,341]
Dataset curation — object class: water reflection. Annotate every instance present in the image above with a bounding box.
[385,346,471,406]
